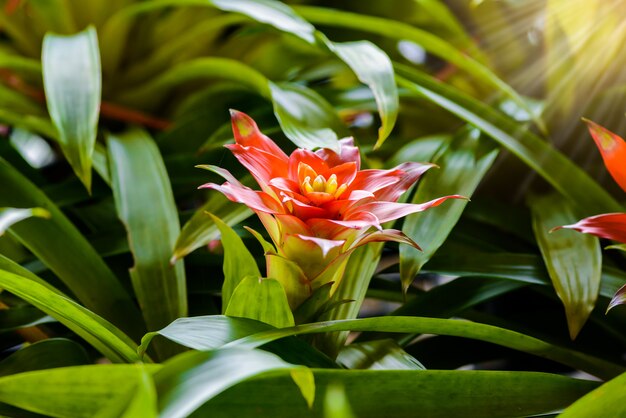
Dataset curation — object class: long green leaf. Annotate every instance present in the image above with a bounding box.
[0,268,142,363]
[0,364,160,418]
[225,277,294,328]
[0,158,144,339]
[199,369,596,418]
[395,66,623,216]
[206,213,261,312]
[154,348,314,418]
[559,370,626,417]
[400,129,498,288]
[172,193,252,262]
[321,38,398,147]
[529,193,602,339]
[42,26,101,190]
[108,130,187,357]
[142,315,622,379]
[337,339,425,370]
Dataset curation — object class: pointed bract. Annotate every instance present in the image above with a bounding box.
[584,119,626,192]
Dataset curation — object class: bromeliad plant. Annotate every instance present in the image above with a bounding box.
[200,110,461,313]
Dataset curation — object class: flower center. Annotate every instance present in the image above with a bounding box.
[300,173,348,205]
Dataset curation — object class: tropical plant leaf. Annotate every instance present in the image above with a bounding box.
[225,277,294,328]
[154,348,314,418]
[198,369,596,418]
[322,38,398,147]
[400,128,498,289]
[559,369,626,417]
[108,129,187,358]
[394,65,623,216]
[530,193,602,339]
[42,26,101,190]
[0,158,144,338]
[142,315,622,379]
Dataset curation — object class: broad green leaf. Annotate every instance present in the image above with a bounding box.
[108,130,187,357]
[395,65,623,216]
[530,193,602,339]
[400,129,498,289]
[338,339,425,370]
[322,38,398,147]
[315,243,383,358]
[144,315,622,379]
[206,213,261,312]
[295,5,546,133]
[0,364,160,418]
[116,58,343,150]
[0,207,50,236]
[0,158,144,339]
[154,348,314,418]
[225,277,294,328]
[172,193,253,262]
[559,369,626,417]
[199,369,597,418]
[269,82,343,152]
[0,268,141,363]
[42,26,101,191]
[0,339,89,377]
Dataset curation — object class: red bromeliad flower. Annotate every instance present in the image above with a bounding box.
[200,110,463,308]
[556,120,626,310]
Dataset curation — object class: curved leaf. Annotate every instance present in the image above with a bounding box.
[225,277,294,328]
[530,193,602,339]
[0,339,89,377]
[0,207,50,236]
[108,130,187,358]
[42,26,101,190]
[559,370,626,417]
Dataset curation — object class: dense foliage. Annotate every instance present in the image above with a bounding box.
[0,0,625,416]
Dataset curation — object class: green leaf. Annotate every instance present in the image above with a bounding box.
[529,193,602,339]
[270,82,343,152]
[42,26,101,191]
[144,315,623,379]
[172,193,253,262]
[322,38,398,147]
[559,370,626,417]
[324,383,356,418]
[154,348,314,418]
[394,66,623,216]
[205,212,261,312]
[400,129,498,289]
[108,130,187,357]
[0,267,141,363]
[295,5,547,134]
[225,277,294,328]
[0,207,50,236]
[0,158,144,339]
[200,369,597,418]
[0,364,160,418]
[0,339,89,377]
[338,339,425,370]
[94,365,158,418]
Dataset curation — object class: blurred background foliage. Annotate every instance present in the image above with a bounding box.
[0,0,626,416]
